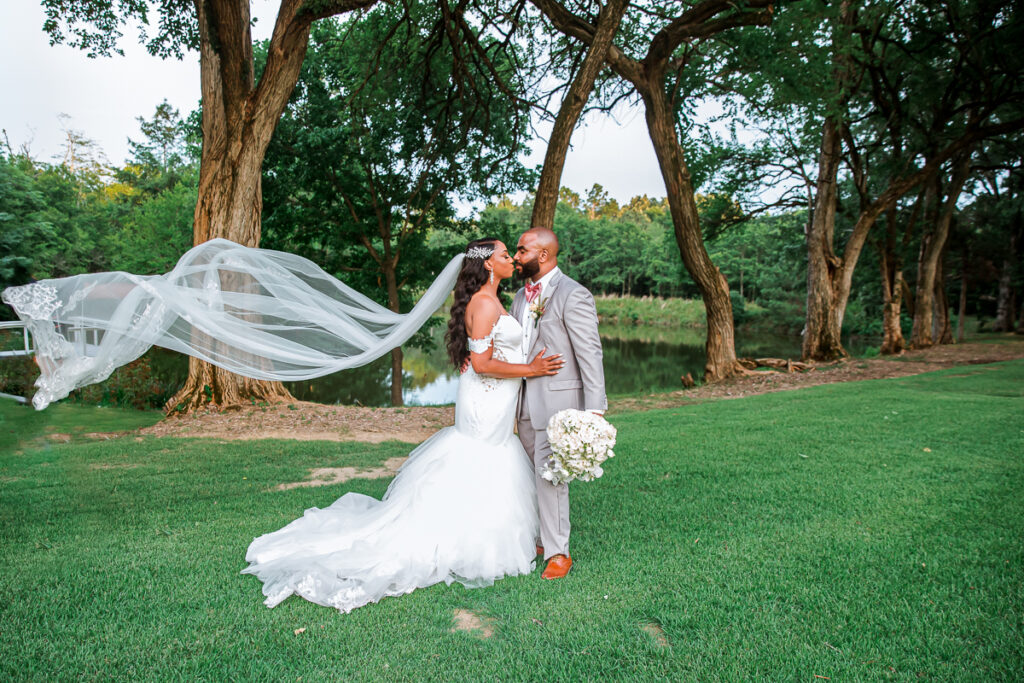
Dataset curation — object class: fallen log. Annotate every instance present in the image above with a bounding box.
[736,358,815,373]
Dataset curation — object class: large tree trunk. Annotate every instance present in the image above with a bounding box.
[803,116,847,360]
[832,208,889,343]
[166,0,325,413]
[383,263,404,406]
[993,250,1017,332]
[804,164,886,355]
[910,153,972,348]
[909,178,941,346]
[878,203,914,355]
[530,0,627,229]
[901,277,916,320]
[640,81,741,381]
[879,252,906,354]
[806,166,943,364]
[993,218,1020,332]
[802,0,857,362]
[957,265,967,342]
[934,252,953,344]
[804,183,890,363]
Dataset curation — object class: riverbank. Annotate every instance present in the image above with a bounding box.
[110,335,1024,443]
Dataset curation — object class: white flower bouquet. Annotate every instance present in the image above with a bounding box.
[542,409,617,485]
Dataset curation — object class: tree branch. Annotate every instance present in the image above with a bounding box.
[529,0,642,83]
[646,2,774,68]
[299,0,379,23]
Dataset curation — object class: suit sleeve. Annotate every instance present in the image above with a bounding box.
[563,285,608,412]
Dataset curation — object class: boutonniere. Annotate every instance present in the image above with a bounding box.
[529,297,548,327]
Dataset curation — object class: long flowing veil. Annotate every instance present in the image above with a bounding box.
[1,239,465,410]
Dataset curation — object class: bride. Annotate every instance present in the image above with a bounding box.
[241,238,564,612]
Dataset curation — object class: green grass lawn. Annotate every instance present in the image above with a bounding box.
[1,363,1021,680]
[0,401,162,453]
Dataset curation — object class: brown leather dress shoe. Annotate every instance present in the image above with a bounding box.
[541,554,573,580]
[535,545,544,557]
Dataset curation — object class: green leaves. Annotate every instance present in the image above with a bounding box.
[40,0,198,59]
[261,4,535,309]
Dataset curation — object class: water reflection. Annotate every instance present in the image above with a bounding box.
[283,323,807,406]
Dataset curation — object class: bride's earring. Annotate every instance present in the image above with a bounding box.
[489,269,494,285]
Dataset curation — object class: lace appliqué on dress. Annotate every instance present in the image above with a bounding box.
[465,317,517,392]
[467,333,499,392]
[467,333,493,354]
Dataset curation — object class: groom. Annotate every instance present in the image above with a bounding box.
[511,227,607,580]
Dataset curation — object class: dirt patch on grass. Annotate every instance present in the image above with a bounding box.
[137,402,453,444]
[84,431,133,441]
[274,457,407,491]
[451,609,495,639]
[89,463,140,470]
[642,622,670,648]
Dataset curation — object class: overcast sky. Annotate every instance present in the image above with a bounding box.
[1,2,670,210]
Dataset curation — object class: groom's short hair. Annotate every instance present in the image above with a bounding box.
[526,227,559,256]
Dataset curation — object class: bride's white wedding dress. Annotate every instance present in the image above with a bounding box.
[242,315,538,612]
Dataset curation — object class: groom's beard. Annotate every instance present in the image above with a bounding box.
[516,258,540,281]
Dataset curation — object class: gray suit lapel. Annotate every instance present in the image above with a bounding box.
[527,272,563,356]
[511,288,525,319]
[528,315,540,357]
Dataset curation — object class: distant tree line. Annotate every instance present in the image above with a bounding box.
[3,109,1017,347]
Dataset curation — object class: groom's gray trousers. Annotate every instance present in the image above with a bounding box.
[517,408,571,560]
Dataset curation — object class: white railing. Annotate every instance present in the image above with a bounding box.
[0,320,32,358]
[0,320,32,403]
[0,322,104,404]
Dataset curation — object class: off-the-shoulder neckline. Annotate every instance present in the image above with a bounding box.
[467,312,516,340]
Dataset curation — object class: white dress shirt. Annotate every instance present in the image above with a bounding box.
[519,266,561,357]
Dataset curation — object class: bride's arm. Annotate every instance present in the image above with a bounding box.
[466,299,563,379]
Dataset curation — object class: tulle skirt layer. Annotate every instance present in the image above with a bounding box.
[242,426,539,612]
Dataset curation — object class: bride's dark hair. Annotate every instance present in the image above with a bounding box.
[446,238,501,369]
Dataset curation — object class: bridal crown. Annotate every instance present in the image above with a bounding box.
[466,246,494,260]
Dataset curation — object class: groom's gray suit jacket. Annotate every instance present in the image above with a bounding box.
[511,270,607,427]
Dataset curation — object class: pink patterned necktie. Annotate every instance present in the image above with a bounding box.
[525,281,542,303]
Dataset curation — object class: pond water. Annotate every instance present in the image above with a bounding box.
[275,323,820,406]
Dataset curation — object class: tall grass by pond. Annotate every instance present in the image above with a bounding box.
[594,293,767,327]
[594,294,708,327]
